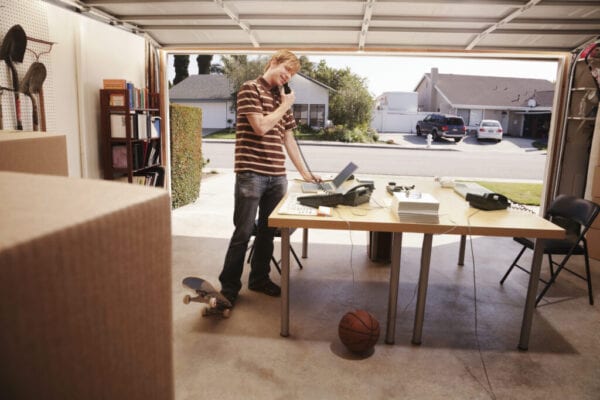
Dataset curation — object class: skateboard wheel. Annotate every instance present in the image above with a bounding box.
[183,295,191,304]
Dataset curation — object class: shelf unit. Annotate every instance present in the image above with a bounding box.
[100,89,164,187]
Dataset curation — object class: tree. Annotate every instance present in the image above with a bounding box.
[196,55,213,74]
[173,55,189,85]
[303,61,373,128]
[221,55,268,109]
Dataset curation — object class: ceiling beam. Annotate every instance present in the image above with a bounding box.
[116,13,600,26]
[359,0,376,50]
[83,0,600,5]
[213,0,259,47]
[466,0,543,50]
[141,24,598,36]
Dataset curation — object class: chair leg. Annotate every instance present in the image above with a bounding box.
[536,256,570,305]
[272,256,281,274]
[247,242,255,264]
[290,245,304,270]
[500,245,527,284]
[583,252,594,305]
[548,254,554,276]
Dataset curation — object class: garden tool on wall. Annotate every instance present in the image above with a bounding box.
[0,87,3,129]
[20,61,46,131]
[0,24,27,130]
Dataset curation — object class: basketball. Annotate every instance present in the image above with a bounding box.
[338,310,380,353]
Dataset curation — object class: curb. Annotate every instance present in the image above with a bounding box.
[203,138,458,151]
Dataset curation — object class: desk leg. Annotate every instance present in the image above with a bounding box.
[458,235,466,266]
[518,238,544,351]
[302,228,308,258]
[412,234,433,345]
[385,232,403,344]
[280,228,291,337]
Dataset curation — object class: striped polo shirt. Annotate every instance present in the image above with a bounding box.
[234,77,297,176]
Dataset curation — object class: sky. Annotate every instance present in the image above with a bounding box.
[167,54,559,96]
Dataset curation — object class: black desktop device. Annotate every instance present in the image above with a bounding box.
[297,183,374,208]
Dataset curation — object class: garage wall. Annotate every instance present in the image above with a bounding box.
[2,1,148,178]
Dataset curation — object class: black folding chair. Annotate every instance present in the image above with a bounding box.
[247,220,304,274]
[500,194,600,305]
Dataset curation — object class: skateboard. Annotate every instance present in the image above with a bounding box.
[182,277,232,317]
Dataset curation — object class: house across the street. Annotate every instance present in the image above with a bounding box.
[372,68,555,138]
[169,72,332,135]
[415,68,555,138]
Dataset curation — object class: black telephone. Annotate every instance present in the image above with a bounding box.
[283,83,291,94]
[466,192,510,211]
[298,183,374,208]
[341,183,373,206]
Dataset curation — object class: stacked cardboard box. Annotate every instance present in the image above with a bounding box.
[0,172,173,399]
[0,131,68,176]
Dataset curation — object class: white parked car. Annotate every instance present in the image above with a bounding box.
[477,120,503,142]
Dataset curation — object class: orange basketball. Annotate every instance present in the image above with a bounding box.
[338,310,380,353]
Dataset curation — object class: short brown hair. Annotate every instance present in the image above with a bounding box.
[264,49,300,74]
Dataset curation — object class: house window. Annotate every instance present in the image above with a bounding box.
[309,104,325,127]
[293,104,308,125]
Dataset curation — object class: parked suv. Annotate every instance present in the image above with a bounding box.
[416,113,467,142]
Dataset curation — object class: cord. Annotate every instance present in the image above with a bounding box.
[291,131,320,184]
[336,210,357,309]
[465,209,497,400]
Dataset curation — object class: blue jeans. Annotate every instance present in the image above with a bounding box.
[219,172,288,297]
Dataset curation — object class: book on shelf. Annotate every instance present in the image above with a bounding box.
[110,114,132,138]
[109,93,126,106]
[150,116,161,138]
[132,142,146,169]
[137,113,148,139]
[142,140,160,166]
[103,79,126,89]
[112,145,127,168]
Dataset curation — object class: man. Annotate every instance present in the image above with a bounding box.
[218,50,319,306]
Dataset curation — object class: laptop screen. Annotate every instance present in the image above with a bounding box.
[331,162,358,188]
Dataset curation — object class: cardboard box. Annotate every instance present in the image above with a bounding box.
[0,131,68,176]
[592,166,600,198]
[587,227,600,260]
[0,172,173,400]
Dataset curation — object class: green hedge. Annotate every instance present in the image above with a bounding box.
[170,104,202,209]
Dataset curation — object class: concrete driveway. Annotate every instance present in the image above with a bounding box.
[377,132,545,154]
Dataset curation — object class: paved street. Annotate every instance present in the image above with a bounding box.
[202,132,547,181]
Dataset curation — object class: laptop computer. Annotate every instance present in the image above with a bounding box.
[301,161,358,193]
[453,182,492,198]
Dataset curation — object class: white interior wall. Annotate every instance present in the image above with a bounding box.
[71,10,145,179]
[5,1,147,179]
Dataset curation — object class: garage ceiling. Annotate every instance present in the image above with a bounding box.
[50,0,599,53]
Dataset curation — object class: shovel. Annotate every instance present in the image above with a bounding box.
[0,87,3,130]
[0,24,27,130]
[20,62,46,131]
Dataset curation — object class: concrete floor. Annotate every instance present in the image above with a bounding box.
[171,169,600,400]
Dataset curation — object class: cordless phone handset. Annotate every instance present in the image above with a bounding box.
[283,83,291,94]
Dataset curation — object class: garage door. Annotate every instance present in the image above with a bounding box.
[198,102,227,129]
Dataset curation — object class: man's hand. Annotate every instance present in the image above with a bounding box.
[302,172,322,183]
[280,86,295,110]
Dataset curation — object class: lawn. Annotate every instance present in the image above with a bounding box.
[471,181,542,206]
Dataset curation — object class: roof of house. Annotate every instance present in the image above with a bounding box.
[416,73,555,108]
[169,73,333,101]
[296,72,335,92]
[169,74,233,100]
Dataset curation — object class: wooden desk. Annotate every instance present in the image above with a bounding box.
[269,177,564,350]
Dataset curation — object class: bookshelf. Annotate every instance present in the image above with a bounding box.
[100,88,164,187]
